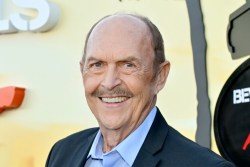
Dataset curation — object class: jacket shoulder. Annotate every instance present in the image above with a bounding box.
[137,109,235,167]
[46,128,99,167]
[164,126,236,166]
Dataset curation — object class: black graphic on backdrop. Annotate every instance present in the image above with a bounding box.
[215,58,250,167]
[228,0,250,59]
[215,0,250,166]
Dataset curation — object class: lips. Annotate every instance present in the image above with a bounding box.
[101,96,128,103]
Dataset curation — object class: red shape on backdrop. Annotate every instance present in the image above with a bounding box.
[243,133,250,151]
[0,86,25,113]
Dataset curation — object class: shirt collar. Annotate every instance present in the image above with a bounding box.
[116,107,157,166]
[87,130,103,159]
[87,107,157,166]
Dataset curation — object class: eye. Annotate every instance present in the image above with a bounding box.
[86,61,106,74]
[124,62,134,68]
[88,61,104,69]
[119,61,138,74]
[92,62,103,68]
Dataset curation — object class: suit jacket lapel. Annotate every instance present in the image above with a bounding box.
[132,109,169,167]
[78,130,98,167]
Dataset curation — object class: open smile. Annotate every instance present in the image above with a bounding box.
[100,96,129,103]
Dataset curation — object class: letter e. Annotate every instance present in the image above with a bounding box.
[242,88,250,103]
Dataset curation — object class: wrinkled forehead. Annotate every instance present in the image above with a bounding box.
[91,14,150,36]
[86,14,153,53]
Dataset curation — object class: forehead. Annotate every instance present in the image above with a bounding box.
[85,15,154,61]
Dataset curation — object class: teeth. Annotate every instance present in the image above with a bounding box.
[102,97,127,103]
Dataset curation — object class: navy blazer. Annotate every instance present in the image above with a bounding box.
[46,109,236,167]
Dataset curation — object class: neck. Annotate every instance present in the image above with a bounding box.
[100,96,157,153]
[101,130,127,153]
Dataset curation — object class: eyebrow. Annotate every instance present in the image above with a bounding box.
[119,56,141,62]
[86,56,141,63]
[85,56,101,63]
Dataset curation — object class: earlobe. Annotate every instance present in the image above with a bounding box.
[155,61,170,94]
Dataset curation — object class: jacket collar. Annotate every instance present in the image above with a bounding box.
[79,130,99,166]
[132,108,169,167]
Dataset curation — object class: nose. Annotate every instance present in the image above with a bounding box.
[101,65,121,90]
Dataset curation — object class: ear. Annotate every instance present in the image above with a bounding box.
[155,60,170,94]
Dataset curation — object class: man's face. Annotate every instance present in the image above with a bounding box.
[81,15,167,133]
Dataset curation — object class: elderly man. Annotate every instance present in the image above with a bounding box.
[46,13,236,167]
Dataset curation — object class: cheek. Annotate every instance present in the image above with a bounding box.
[123,78,155,107]
[83,74,101,95]
[123,72,155,94]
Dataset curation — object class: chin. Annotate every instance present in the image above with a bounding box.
[101,120,124,131]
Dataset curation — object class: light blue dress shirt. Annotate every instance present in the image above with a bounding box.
[84,107,157,167]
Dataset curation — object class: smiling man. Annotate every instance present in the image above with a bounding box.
[46,13,236,167]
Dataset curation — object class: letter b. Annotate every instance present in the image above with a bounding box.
[233,89,242,104]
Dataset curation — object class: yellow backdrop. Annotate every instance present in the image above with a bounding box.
[0,0,247,166]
